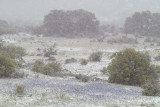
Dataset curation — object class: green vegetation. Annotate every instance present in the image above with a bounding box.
[75,74,90,82]
[0,53,15,77]
[0,43,26,78]
[100,67,108,75]
[142,80,160,96]
[107,48,158,86]
[155,53,160,61]
[89,52,102,62]
[32,60,62,76]
[0,44,26,59]
[80,58,88,65]
[15,85,25,96]
[106,48,160,96]
[65,58,77,64]
[32,60,45,73]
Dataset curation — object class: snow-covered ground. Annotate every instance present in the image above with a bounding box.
[1,33,160,107]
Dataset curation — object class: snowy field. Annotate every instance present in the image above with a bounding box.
[0,33,160,107]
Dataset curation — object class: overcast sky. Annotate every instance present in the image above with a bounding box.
[0,0,160,26]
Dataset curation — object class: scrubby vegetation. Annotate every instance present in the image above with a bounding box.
[0,43,26,78]
[31,60,45,73]
[142,80,160,96]
[32,60,62,76]
[100,67,108,75]
[0,44,26,59]
[155,53,160,61]
[89,52,102,62]
[75,74,90,82]
[0,53,15,77]
[15,85,25,96]
[107,48,158,86]
[107,36,138,44]
[106,48,160,96]
[80,58,88,65]
[65,58,77,64]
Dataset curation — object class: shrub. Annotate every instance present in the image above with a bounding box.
[32,60,45,73]
[142,80,160,96]
[100,67,108,75]
[10,70,24,78]
[89,52,102,62]
[65,58,77,64]
[75,74,90,82]
[155,53,160,61]
[107,48,158,86]
[0,44,26,59]
[80,59,88,65]
[42,62,62,75]
[32,60,62,76]
[43,48,57,57]
[15,85,25,96]
[0,53,15,78]
[14,46,26,57]
[48,56,56,61]
[44,52,50,57]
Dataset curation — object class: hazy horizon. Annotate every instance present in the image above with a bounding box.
[0,0,160,26]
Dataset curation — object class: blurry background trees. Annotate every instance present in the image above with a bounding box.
[124,11,160,37]
[32,9,100,37]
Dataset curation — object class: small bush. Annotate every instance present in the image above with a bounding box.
[65,58,77,64]
[100,67,108,75]
[32,60,62,76]
[44,52,50,57]
[155,53,160,61]
[43,48,57,57]
[75,74,90,82]
[80,59,88,65]
[142,80,160,96]
[15,85,25,96]
[10,70,24,78]
[0,44,26,59]
[107,48,158,86]
[48,56,56,61]
[0,53,15,78]
[89,52,102,62]
[42,62,62,75]
[32,60,45,73]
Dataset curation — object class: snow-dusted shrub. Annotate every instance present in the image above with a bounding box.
[142,79,160,96]
[0,44,26,59]
[107,48,158,86]
[155,53,160,61]
[0,53,15,78]
[42,61,62,75]
[65,58,77,64]
[100,67,108,75]
[32,60,45,73]
[89,52,102,62]
[15,85,25,96]
[32,60,62,76]
[80,58,88,65]
[75,74,90,82]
